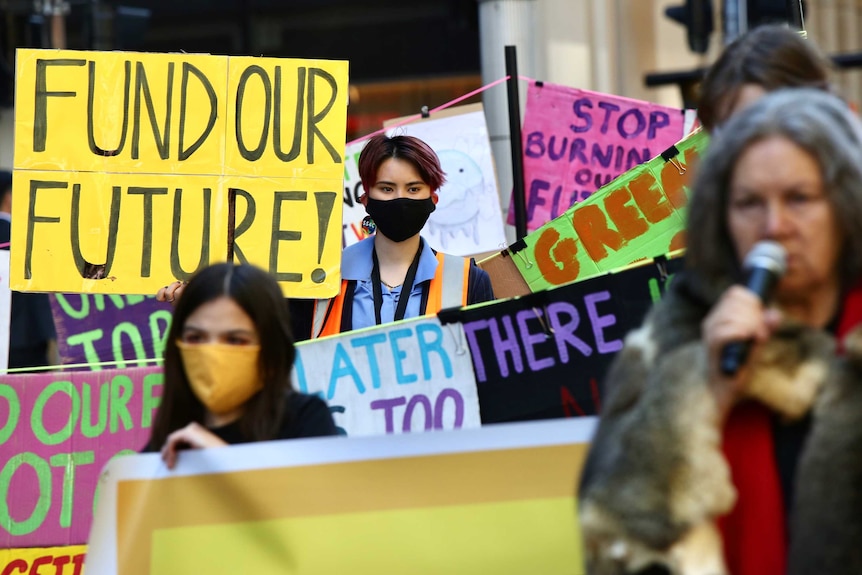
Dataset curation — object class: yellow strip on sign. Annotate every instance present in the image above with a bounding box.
[116,444,587,575]
[151,499,582,575]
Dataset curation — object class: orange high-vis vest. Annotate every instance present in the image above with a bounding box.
[311,252,470,339]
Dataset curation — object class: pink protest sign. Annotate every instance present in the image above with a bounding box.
[513,83,685,232]
[0,366,162,548]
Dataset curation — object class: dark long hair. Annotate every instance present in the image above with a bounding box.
[698,24,832,131]
[148,263,296,449]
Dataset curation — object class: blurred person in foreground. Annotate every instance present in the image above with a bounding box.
[579,89,862,575]
[697,24,833,132]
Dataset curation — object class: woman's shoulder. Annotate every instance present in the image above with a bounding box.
[281,392,340,438]
[342,236,374,258]
[286,391,327,411]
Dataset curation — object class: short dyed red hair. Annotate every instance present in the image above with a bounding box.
[357,134,447,197]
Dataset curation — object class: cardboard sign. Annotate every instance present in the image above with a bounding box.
[12,49,348,297]
[455,255,684,423]
[49,294,172,369]
[510,130,707,292]
[0,545,86,575]
[0,367,160,548]
[1,253,682,550]
[86,418,596,575]
[514,83,685,231]
[294,316,481,436]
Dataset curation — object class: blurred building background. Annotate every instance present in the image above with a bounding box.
[0,0,857,211]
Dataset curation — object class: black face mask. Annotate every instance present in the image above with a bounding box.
[365,197,436,242]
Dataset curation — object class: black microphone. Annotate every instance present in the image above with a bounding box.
[719,241,788,376]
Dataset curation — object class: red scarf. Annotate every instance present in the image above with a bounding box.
[718,283,862,574]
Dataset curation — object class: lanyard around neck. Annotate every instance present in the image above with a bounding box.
[371,241,423,325]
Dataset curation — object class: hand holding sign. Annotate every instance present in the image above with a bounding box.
[156,281,185,304]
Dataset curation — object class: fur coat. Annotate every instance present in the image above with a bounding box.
[578,270,862,575]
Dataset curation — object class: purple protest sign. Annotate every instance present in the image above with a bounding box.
[50,294,173,369]
[511,83,685,231]
[0,366,162,548]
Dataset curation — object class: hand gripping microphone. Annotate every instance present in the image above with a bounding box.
[719,241,788,376]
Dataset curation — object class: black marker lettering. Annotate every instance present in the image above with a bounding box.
[170,187,211,280]
[34,59,86,152]
[273,66,305,162]
[132,61,175,160]
[127,187,168,276]
[87,60,131,157]
[25,180,65,279]
[231,188,255,264]
[70,183,121,280]
[178,62,217,161]
[270,191,303,282]
[307,68,340,164]
[235,65,271,161]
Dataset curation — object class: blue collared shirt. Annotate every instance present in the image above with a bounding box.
[341,236,439,331]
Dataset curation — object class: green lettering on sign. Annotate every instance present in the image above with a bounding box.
[50,451,95,528]
[31,381,80,445]
[149,310,172,359]
[0,385,20,446]
[141,373,163,428]
[54,293,89,319]
[112,321,147,369]
[0,452,51,536]
[110,375,134,433]
[67,328,104,371]
[80,382,109,438]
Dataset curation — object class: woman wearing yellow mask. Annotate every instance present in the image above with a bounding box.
[145,263,338,469]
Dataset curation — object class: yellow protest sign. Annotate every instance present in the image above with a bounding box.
[225,57,347,181]
[87,419,593,574]
[11,172,228,293]
[14,50,228,176]
[12,49,348,296]
[224,176,342,297]
[0,545,86,574]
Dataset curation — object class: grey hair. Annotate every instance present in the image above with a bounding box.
[686,88,862,287]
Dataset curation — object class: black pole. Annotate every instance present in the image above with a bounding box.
[505,45,528,240]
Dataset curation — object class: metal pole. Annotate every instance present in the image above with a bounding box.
[477,0,540,243]
[786,0,804,30]
[723,0,748,45]
[505,45,527,240]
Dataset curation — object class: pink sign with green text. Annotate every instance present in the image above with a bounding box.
[0,367,161,548]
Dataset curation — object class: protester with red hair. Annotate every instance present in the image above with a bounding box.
[159,134,494,338]
[308,134,494,338]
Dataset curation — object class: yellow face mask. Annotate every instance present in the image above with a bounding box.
[176,342,263,415]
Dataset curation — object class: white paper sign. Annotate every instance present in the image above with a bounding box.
[340,105,507,257]
[388,106,507,256]
[341,139,371,247]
